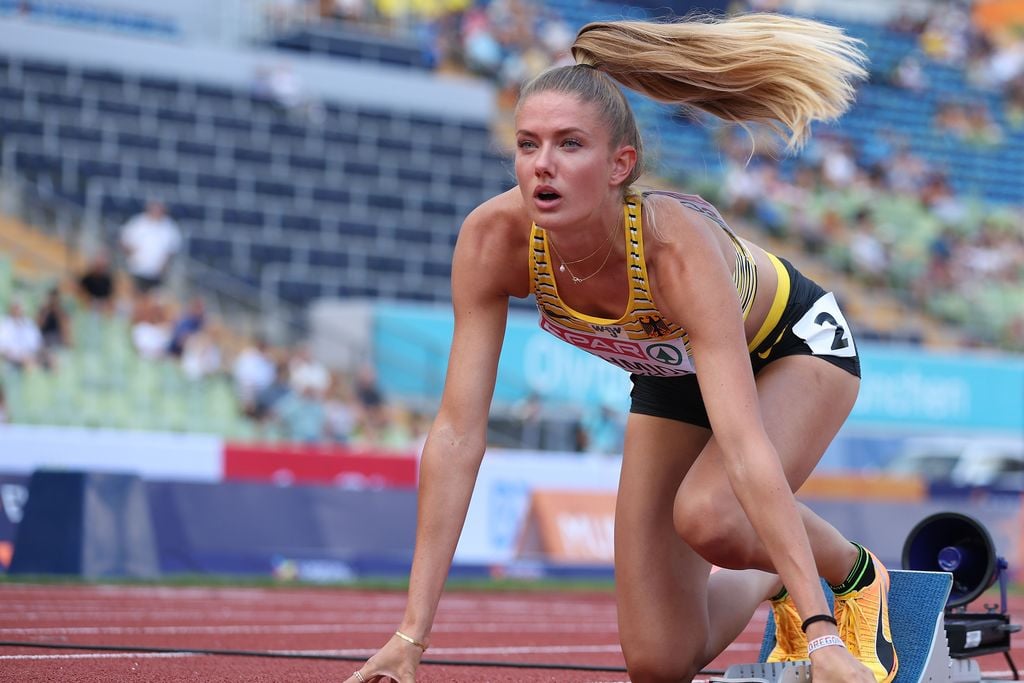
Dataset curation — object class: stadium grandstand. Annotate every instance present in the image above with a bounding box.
[0,2,1021,460]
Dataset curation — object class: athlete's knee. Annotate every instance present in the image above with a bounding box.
[624,648,703,683]
[674,494,757,568]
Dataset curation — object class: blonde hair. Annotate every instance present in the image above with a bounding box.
[518,13,867,191]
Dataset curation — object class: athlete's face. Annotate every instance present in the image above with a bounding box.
[514,91,636,230]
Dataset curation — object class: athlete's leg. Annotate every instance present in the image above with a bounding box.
[616,414,789,682]
[614,413,711,682]
[673,355,860,582]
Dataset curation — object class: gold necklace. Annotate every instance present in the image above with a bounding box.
[548,226,619,284]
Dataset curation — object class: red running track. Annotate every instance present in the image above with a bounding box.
[1,583,1021,682]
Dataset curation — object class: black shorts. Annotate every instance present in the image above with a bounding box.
[629,255,860,429]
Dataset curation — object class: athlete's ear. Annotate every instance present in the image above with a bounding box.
[610,145,637,187]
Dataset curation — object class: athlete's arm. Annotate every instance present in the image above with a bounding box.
[397,195,525,645]
[645,200,832,626]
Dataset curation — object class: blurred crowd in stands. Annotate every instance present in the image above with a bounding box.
[712,0,1024,350]
[260,0,1024,351]
[265,0,575,100]
[0,200,435,450]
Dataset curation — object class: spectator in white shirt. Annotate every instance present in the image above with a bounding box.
[119,200,182,296]
[0,302,43,370]
[233,336,276,408]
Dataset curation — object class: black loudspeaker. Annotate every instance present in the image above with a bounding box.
[902,511,1020,676]
[902,511,999,609]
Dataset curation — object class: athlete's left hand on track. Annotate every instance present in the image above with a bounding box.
[343,633,421,683]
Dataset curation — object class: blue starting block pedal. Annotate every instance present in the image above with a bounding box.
[712,570,984,683]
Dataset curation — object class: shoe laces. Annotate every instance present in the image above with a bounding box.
[837,591,866,657]
[773,599,805,656]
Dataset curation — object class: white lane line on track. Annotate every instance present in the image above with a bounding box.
[0,652,201,661]
[0,622,622,636]
[279,644,627,656]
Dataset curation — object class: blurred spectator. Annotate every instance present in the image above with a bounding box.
[1005,77,1024,129]
[962,102,1002,147]
[324,373,359,443]
[233,336,277,410]
[36,286,71,351]
[353,363,384,413]
[167,295,206,357]
[273,382,328,443]
[181,329,223,381]
[920,172,967,226]
[130,296,171,361]
[119,200,182,297]
[890,55,929,92]
[819,137,858,189]
[264,0,317,29]
[289,344,330,399]
[322,0,369,23]
[251,63,324,123]
[77,249,116,314]
[848,209,889,287]
[0,382,7,423]
[249,361,292,422]
[0,302,42,370]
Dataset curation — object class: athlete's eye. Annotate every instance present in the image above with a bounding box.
[562,138,582,148]
[517,139,537,150]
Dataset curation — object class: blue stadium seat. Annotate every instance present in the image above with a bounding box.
[137,164,180,185]
[367,254,405,274]
[250,241,295,266]
[116,130,161,152]
[289,152,327,172]
[0,114,43,136]
[276,279,324,305]
[188,236,234,265]
[344,160,380,179]
[57,123,103,144]
[221,207,266,228]
[176,139,219,159]
[309,249,349,269]
[333,220,376,239]
[280,213,320,233]
[254,178,295,199]
[312,186,351,205]
[196,171,237,193]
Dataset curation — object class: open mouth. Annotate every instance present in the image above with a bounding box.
[535,188,561,202]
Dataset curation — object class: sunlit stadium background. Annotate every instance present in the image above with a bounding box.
[0,0,1022,586]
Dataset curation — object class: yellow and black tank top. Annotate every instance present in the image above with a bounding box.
[529,191,759,377]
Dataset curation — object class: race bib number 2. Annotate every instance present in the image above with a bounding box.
[792,292,856,358]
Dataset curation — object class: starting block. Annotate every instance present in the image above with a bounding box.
[712,570,984,683]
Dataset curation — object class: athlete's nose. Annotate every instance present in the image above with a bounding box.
[534,144,555,177]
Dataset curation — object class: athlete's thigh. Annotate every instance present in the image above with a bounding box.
[615,411,712,673]
[680,355,859,514]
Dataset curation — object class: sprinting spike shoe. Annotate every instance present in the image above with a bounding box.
[766,592,808,663]
[834,550,898,682]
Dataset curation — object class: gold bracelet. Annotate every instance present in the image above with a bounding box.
[394,630,428,652]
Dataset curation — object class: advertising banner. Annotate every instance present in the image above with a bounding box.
[223,443,418,488]
[517,490,616,564]
[454,449,621,564]
[0,425,223,482]
[373,305,1024,434]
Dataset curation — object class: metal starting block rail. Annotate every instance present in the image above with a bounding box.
[711,570,985,683]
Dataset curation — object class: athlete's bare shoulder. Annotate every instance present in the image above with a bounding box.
[454,188,533,298]
[461,188,532,246]
[641,190,719,247]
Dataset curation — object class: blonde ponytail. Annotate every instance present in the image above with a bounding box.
[571,13,868,151]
